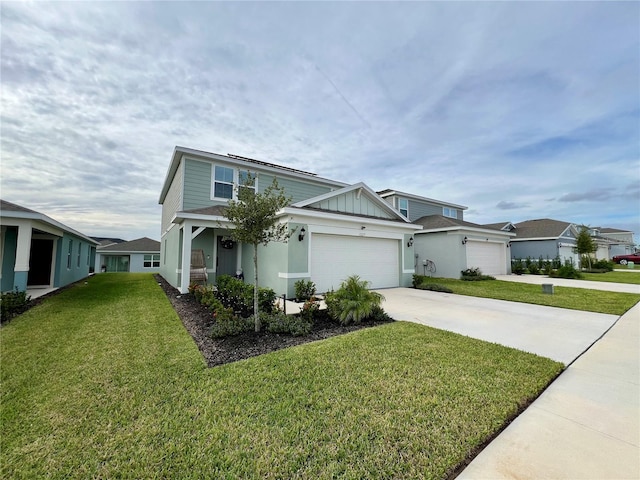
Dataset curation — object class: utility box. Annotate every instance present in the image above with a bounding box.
[542,284,554,294]
[628,262,635,269]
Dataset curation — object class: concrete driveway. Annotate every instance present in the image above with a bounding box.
[375,287,618,364]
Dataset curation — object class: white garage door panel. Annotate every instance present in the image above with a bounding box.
[466,241,505,275]
[311,234,399,292]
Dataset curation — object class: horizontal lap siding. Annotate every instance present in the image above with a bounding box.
[407,199,445,222]
[183,159,214,210]
[161,164,183,233]
[260,174,333,203]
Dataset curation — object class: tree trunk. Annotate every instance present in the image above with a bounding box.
[253,242,260,332]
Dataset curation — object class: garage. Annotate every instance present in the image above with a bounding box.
[310,234,399,292]
[466,241,506,275]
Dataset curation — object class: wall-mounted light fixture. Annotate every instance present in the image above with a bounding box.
[298,227,306,242]
[361,226,366,230]
[462,236,468,245]
[407,236,414,247]
[507,242,511,248]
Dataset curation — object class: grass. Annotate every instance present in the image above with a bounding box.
[415,277,639,315]
[581,270,640,284]
[1,273,563,479]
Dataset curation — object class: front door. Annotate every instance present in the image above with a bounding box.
[28,239,53,286]
[217,237,237,277]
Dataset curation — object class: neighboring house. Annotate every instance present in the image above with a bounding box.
[158,147,421,295]
[503,219,581,265]
[0,199,98,292]
[377,190,513,277]
[91,237,126,247]
[595,228,636,257]
[411,215,514,277]
[96,237,161,273]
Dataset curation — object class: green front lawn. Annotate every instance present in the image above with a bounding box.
[581,271,640,284]
[415,277,639,315]
[1,274,562,479]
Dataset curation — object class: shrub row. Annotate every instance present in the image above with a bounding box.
[1,289,31,322]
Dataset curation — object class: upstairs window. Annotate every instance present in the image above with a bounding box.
[398,198,408,218]
[239,170,256,197]
[214,165,234,199]
[443,207,458,219]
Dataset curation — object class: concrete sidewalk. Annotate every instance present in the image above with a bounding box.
[495,274,640,294]
[458,302,640,479]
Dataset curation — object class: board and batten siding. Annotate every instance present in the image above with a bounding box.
[308,191,395,219]
[259,174,333,203]
[183,159,214,211]
[161,162,184,233]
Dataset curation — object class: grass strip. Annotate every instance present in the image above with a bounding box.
[580,271,640,284]
[2,273,562,479]
[416,277,638,315]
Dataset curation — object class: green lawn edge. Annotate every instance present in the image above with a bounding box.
[1,273,563,479]
[416,277,639,315]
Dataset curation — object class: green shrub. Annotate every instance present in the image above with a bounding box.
[412,274,428,288]
[325,275,385,325]
[294,279,316,301]
[1,289,31,321]
[511,259,526,275]
[528,263,540,275]
[299,298,320,323]
[211,311,253,338]
[591,259,614,272]
[367,305,394,322]
[263,311,312,336]
[460,268,495,281]
[543,263,553,275]
[417,283,454,293]
[550,264,583,279]
[215,275,275,317]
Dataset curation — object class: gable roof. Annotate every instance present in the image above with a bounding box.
[97,237,160,253]
[512,218,576,240]
[377,189,468,210]
[413,215,514,236]
[0,199,99,245]
[292,183,408,222]
[599,227,633,234]
[483,221,516,231]
[159,146,348,204]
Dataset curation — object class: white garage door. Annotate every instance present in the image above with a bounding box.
[466,241,506,275]
[559,245,578,266]
[310,234,399,293]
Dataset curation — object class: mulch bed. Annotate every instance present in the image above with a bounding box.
[155,275,393,367]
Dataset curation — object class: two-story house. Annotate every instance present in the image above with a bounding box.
[158,147,422,295]
[379,190,514,277]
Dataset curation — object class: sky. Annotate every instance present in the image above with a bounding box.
[1,1,639,243]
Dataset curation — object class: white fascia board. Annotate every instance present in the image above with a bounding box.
[416,226,515,237]
[172,212,234,228]
[1,210,98,245]
[279,207,423,231]
[291,182,409,222]
[378,189,468,210]
[510,237,561,242]
[98,250,160,254]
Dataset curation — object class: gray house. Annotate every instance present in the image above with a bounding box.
[500,219,580,265]
[0,200,98,293]
[96,237,161,273]
[159,147,421,295]
[596,228,636,257]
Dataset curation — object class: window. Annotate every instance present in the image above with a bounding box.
[443,207,458,219]
[67,240,73,269]
[144,254,160,268]
[87,245,91,265]
[238,170,256,196]
[398,198,408,218]
[77,243,82,267]
[214,165,234,199]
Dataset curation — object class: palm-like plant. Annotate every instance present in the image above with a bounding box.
[325,275,385,325]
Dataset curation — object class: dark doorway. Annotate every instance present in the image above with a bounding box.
[217,237,237,277]
[28,239,54,286]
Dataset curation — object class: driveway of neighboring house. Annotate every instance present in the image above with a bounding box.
[494,273,640,294]
[376,287,617,364]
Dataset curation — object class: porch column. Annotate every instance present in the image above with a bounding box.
[180,221,193,294]
[14,222,33,291]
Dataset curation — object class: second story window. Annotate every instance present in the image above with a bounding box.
[239,170,256,196]
[398,198,408,218]
[214,165,234,199]
[443,207,458,219]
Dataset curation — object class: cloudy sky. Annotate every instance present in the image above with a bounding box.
[2,2,639,242]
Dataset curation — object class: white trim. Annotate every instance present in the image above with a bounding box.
[402,269,415,274]
[278,272,310,279]
[416,226,515,237]
[192,227,206,239]
[1,210,97,245]
[280,207,422,231]
[378,189,468,210]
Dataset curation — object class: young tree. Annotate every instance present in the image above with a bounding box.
[575,226,597,270]
[222,174,292,332]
